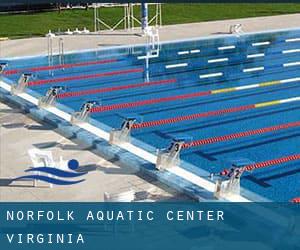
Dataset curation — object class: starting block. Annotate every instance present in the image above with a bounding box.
[71,101,99,124]
[38,86,65,108]
[156,135,192,170]
[109,114,143,145]
[11,73,32,95]
[214,169,242,199]
[214,158,254,199]
[0,62,7,74]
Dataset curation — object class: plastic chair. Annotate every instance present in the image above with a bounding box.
[103,190,135,233]
[103,190,135,202]
[28,148,56,188]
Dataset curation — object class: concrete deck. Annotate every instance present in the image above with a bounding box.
[1,14,299,58]
[0,101,190,201]
[0,14,299,201]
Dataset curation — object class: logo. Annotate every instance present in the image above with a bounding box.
[13,159,87,185]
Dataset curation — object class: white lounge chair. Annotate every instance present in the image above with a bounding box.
[27,148,68,188]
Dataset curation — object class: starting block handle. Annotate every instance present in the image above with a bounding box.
[121,117,136,130]
[0,62,8,74]
[109,117,138,145]
[71,100,99,124]
[213,164,246,199]
[11,73,32,95]
[38,86,64,108]
[156,139,185,170]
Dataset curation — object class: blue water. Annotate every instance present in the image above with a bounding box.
[3,29,300,201]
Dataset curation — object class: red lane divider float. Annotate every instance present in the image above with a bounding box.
[28,68,143,86]
[131,105,255,129]
[3,59,118,75]
[182,121,300,148]
[91,90,213,113]
[291,197,300,203]
[242,154,300,172]
[220,154,300,176]
[88,78,300,114]
[57,78,177,99]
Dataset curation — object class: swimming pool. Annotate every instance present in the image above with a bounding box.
[1,28,300,202]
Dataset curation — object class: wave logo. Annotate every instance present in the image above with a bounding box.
[13,159,87,185]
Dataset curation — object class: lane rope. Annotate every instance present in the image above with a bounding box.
[219,154,300,179]
[291,197,300,203]
[28,68,143,86]
[91,90,212,112]
[241,154,300,172]
[57,78,177,98]
[3,59,118,75]
[90,77,300,113]
[131,96,300,129]
[182,121,300,148]
[133,105,254,129]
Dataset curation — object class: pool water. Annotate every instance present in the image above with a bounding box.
[2,28,300,201]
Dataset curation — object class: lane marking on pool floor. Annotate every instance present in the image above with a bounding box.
[218,45,235,50]
[90,77,300,113]
[177,51,189,55]
[208,58,228,63]
[283,61,300,67]
[247,53,265,58]
[0,79,251,202]
[243,67,264,73]
[285,38,300,43]
[190,49,201,54]
[282,49,300,54]
[199,72,223,79]
[165,63,188,69]
[137,54,159,60]
[252,41,270,46]
[177,49,201,55]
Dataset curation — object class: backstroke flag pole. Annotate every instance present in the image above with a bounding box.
[141,2,149,32]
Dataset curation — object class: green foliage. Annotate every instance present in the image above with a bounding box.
[0,4,299,39]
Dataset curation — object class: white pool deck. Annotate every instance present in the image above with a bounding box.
[1,13,299,58]
[0,14,299,202]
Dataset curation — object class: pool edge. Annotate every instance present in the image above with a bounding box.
[0,84,219,202]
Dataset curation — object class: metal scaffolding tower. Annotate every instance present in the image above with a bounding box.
[93,3,162,32]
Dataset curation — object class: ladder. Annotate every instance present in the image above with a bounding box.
[145,26,160,56]
[144,27,160,81]
[47,35,65,75]
[58,38,65,69]
[47,35,53,75]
